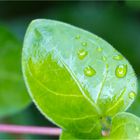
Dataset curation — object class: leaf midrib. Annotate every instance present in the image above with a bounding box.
[27,63,83,97]
[27,62,99,120]
[58,55,102,115]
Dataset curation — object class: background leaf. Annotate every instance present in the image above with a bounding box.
[0,25,31,118]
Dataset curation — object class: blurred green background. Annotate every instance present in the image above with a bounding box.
[0,1,140,139]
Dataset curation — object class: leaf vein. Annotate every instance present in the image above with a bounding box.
[96,64,109,103]
[27,63,83,97]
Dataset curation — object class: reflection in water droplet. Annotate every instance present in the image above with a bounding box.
[101,129,110,137]
[115,64,127,78]
[129,91,136,99]
[77,49,88,60]
[97,47,103,52]
[113,54,123,60]
[102,56,107,61]
[81,42,87,46]
[84,66,96,77]
[75,35,80,39]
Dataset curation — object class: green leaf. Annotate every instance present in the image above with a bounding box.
[22,19,137,138]
[0,26,31,118]
[110,112,140,139]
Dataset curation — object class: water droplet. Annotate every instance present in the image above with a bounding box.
[106,64,109,69]
[131,83,135,87]
[129,91,136,99]
[34,28,42,38]
[113,54,123,60]
[84,66,96,77]
[77,49,88,60]
[102,56,107,61]
[75,35,80,39]
[101,129,110,137]
[81,42,87,46]
[113,49,117,52]
[115,64,127,78]
[127,79,130,82]
[97,47,103,52]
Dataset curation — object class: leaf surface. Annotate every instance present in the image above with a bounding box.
[22,19,137,138]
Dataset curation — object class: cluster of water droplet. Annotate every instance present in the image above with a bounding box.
[75,34,136,101]
[76,35,97,77]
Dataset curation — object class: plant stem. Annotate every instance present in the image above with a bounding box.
[0,124,61,136]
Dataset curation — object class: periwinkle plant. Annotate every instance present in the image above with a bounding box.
[22,19,140,139]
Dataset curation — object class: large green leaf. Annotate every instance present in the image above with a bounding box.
[22,19,137,138]
[0,26,31,118]
[110,112,140,139]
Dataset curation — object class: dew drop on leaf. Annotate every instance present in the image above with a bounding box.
[115,64,127,78]
[113,54,123,60]
[113,49,117,52]
[102,56,107,61]
[129,91,136,100]
[96,47,103,52]
[81,42,87,46]
[75,35,80,40]
[84,66,96,77]
[106,64,109,69]
[77,49,88,60]
[34,28,42,38]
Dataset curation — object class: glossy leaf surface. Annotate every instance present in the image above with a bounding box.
[22,19,137,138]
[0,26,31,118]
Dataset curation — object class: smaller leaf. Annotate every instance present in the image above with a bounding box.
[110,112,140,139]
